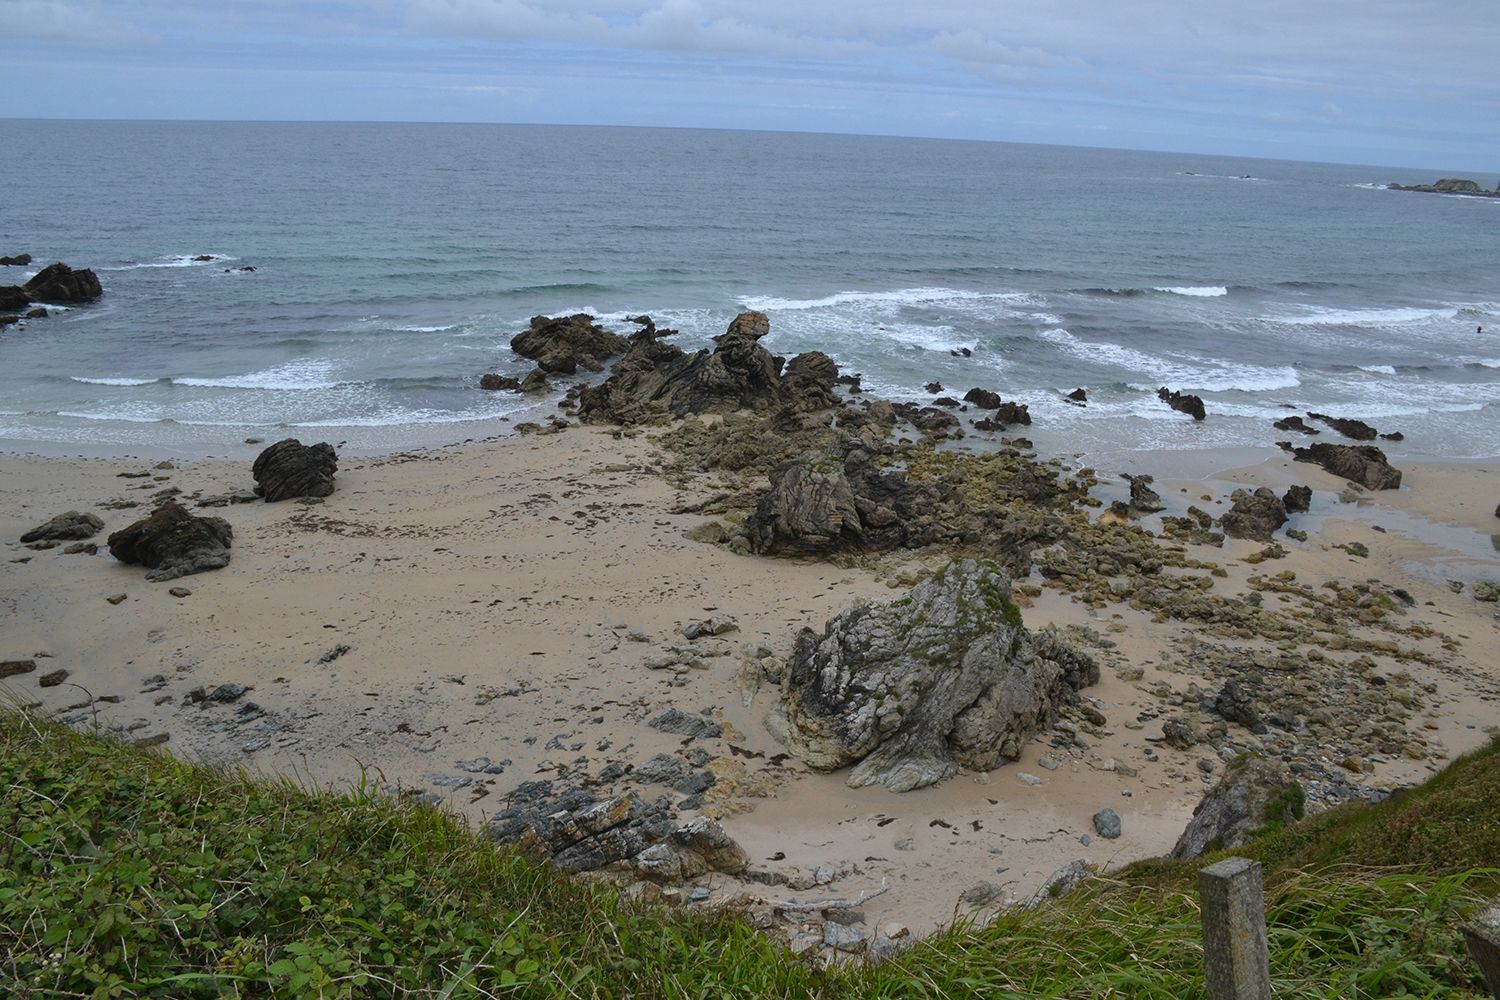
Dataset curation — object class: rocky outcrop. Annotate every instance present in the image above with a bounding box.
[745,460,864,553]
[0,253,31,266]
[769,560,1099,792]
[1291,442,1401,490]
[962,387,1002,410]
[1273,415,1318,435]
[107,501,232,581]
[1158,387,1206,420]
[1170,756,1305,859]
[1282,485,1312,514]
[22,262,102,303]
[252,439,337,501]
[781,351,842,412]
[1065,388,1088,404]
[479,373,520,391]
[485,780,748,880]
[510,314,631,374]
[1220,488,1288,542]
[1389,178,1498,197]
[1307,412,1377,441]
[20,510,104,543]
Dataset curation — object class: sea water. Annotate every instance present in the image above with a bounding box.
[1,120,1496,459]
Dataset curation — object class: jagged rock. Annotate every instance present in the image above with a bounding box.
[1125,474,1164,513]
[924,381,943,394]
[1170,756,1304,859]
[769,560,1098,792]
[0,286,29,311]
[633,754,715,795]
[1157,387,1205,420]
[1291,443,1401,490]
[252,439,337,501]
[1066,387,1088,404]
[1213,678,1261,727]
[1282,484,1312,514]
[520,367,550,393]
[19,510,103,543]
[25,307,47,319]
[107,500,232,581]
[647,708,723,740]
[932,396,960,408]
[1092,808,1121,839]
[479,373,521,391]
[899,404,961,435]
[486,781,746,879]
[1273,415,1318,435]
[1220,487,1288,542]
[782,352,842,412]
[0,253,31,266]
[745,460,864,553]
[963,387,1002,409]
[1161,717,1200,749]
[509,313,631,374]
[682,617,738,639]
[1307,412,1378,441]
[22,262,102,303]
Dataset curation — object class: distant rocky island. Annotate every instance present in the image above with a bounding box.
[1387,177,1500,197]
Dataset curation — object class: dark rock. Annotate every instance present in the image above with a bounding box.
[782,351,842,412]
[1307,412,1378,441]
[963,387,1002,409]
[520,367,550,393]
[1065,387,1088,404]
[1220,487,1288,541]
[62,542,98,555]
[1157,387,1206,420]
[0,286,29,311]
[1282,485,1312,514]
[1272,415,1318,435]
[22,262,102,303]
[1170,756,1304,860]
[950,347,972,358]
[1213,678,1260,727]
[479,373,521,391]
[0,253,31,266]
[38,669,69,687]
[24,307,47,319]
[0,659,37,679]
[1379,431,1404,441]
[510,313,631,375]
[993,401,1031,427]
[1290,443,1401,490]
[1388,178,1498,196]
[932,396,960,408]
[0,314,20,328]
[647,708,723,741]
[744,459,864,553]
[633,754,714,795]
[107,500,233,581]
[924,382,943,394]
[252,439,337,501]
[1125,474,1164,513]
[19,510,103,543]
[208,682,248,703]
[1092,808,1121,839]
[772,559,1098,791]
[1161,717,1200,749]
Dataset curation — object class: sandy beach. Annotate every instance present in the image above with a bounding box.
[4,413,1498,940]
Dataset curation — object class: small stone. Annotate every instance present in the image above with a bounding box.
[1079,834,1092,846]
[1092,808,1122,839]
[106,593,128,605]
[823,921,867,952]
[1037,755,1061,771]
[38,669,69,687]
[0,659,37,679]
[688,886,711,903]
[1018,772,1043,786]
[207,682,248,703]
[894,838,914,851]
[133,733,170,748]
[169,587,192,598]
[1197,758,1216,774]
[960,881,1004,906]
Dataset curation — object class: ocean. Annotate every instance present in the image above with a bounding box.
[2,120,1497,461]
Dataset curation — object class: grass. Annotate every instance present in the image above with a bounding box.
[2,706,1497,998]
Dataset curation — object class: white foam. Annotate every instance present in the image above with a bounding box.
[102,253,236,271]
[71,376,160,386]
[1357,364,1397,375]
[739,286,1042,312]
[1153,286,1228,297]
[1269,306,1458,327]
[396,324,461,333]
[1041,328,1300,392]
[174,359,343,391]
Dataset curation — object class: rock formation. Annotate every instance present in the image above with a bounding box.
[509,313,632,374]
[962,387,1002,409]
[1220,488,1288,541]
[20,510,104,543]
[0,253,31,266]
[22,262,102,303]
[1290,442,1401,490]
[1307,412,1377,441]
[769,560,1099,792]
[1282,484,1312,514]
[107,501,233,581]
[252,439,337,501]
[1157,387,1206,420]
[1272,415,1318,435]
[1065,388,1088,405]
[1170,756,1305,859]
[1388,178,1499,197]
[1125,474,1164,513]
[479,373,520,391]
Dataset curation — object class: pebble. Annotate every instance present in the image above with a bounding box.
[38,669,69,688]
[1018,772,1043,786]
[106,593,128,605]
[1037,755,1061,771]
[169,587,192,598]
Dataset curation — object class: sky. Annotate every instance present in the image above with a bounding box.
[3,0,1497,171]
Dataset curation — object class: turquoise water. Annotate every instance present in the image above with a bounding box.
[2,120,1497,457]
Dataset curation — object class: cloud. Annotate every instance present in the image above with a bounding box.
[7,0,155,44]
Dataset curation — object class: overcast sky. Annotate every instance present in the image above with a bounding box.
[3,0,1496,170]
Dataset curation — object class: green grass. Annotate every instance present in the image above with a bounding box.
[2,707,1497,998]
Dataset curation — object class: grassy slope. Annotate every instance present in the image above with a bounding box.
[2,708,1495,998]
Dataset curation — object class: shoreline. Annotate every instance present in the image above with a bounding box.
[5,412,1498,939]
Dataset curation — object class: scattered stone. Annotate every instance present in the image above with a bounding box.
[1162,717,1200,749]
[252,438,337,501]
[319,644,351,664]
[1092,808,1121,840]
[168,587,191,598]
[682,617,738,639]
[133,733,170,748]
[1028,860,1094,906]
[108,501,232,581]
[207,683,248,704]
[823,922,867,952]
[20,510,104,543]
[960,881,1005,906]
[38,669,69,688]
[1125,474,1164,513]
[62,542,98,555]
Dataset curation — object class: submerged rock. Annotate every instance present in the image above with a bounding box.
[1291,442,1401,490]
[479,372,521,391]
[0,253,32,266]
[20,510,103,543]
[1272,415,1318,435]
[22,262,102,303]
[252,438,337,501]
[1157,387,1206,420]
[107,501,232,581]
[770,559,1098,792]
[1170,756,1304,860]
[1307,412,1378,441]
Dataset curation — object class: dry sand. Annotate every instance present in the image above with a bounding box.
[3,427,1498,936]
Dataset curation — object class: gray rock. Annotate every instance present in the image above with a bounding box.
[682,616,739,640]
[1125,474,1164,513]
[633,753,715,795]
[252,439,337,502]
[1092,808,1121,839]
[107,501,232,581]
[960,881,1005,906]
[1170,756,1305,860]
[1213,679,1261,727]
[772,560,1098,792]
[38,668,69,688]
[208,682,248,703]
[20,510,103,543]
[647,707,723,740]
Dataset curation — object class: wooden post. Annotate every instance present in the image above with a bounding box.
[1464,898,1500,999]
[1199,857,1272,1000]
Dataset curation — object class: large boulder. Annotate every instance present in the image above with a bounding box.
[1170,756,1305,860]
[746,460,864,553]
[963,387,1002,409]
[20,510,103,543]
[1291,442,1401,490]
[769,559,1099,792]
[781,351,842,411]
[22,262,102,303]
[252,439,337,501]
[1219,487,1288,542]
[107,501,232,581]
[509,314,631,375]
[1158,387,1206,420]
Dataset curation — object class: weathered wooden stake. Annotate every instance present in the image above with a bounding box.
[1464,898,1500,999]
[1199,857,1272,1000]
